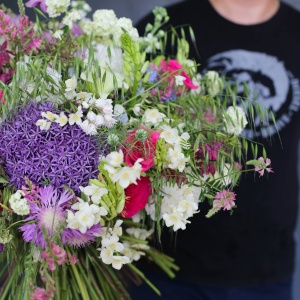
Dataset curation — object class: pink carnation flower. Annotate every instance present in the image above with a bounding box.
[120,176,152,218]
[160,59,198,90]
[123,127,160,172]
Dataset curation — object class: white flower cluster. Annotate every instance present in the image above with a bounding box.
[0,230,13,245]
[122,228,153,262]
[139,33,162,53]
[142,108,166,126]
[36,75,123,134]
[67,191,108,234]
[103,150,143,189]
[145,184,199,231]
[62,9,81,29]
[160,125,191,172]
[80,9,139,47]
[45,0,70,18]
[71,0,91,18]
[9,190,30,216]
[98,220,130,269]
[223,106,248,136]
[36,105,83,131]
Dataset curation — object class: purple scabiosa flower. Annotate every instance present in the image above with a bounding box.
[62,225,102,248]
[0,101,107,193]
[19,185,73,248]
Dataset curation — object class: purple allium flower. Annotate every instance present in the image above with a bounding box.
[19,185,73,248]
[0,101,106,193]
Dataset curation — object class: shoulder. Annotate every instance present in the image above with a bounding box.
[280,2,300,28]
[135,0,209,35]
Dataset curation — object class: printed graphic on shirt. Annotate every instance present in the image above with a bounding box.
[204,49,300,138]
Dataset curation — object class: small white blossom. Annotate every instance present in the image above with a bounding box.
[41,111,57,121]
[175,75,186,86]
[80,184,108,204]
[163,210,188,231]
[79,120,97,135]
[142,108,166,126]
[111,255,130,270]
[53,30,64,40]
[36,119,51,131]
[105,150,124,167]
[55,112,68,127]
[68,106,83,125]
[101,235,124,252]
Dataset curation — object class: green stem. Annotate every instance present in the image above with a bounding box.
[127,264,161,296]
[70,263,90,300]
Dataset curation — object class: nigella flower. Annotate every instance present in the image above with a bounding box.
[19,185,73,248]
[0,101,107,193]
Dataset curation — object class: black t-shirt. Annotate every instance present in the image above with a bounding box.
[136,0,300,285]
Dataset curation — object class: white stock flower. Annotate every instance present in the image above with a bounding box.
[142,108,166,126]
[126,228,154,240]
[105,150,124,167]
[68,106,83,125]
[80,184,108,204]
[79,120,97,135]
[101,235,124,252]
[41,111,57,121]
[160,125,180,145]
[175,75,186,86]
[111,255,130,270]
[163,210,188,231]
[76,91,92,102]
[45,0,70,17]
[114,166,140,188]
[100,247,114,264]
[55,112,68,126]
[223,106,248,136]
[36,119,51,131]
[112,220,123,236]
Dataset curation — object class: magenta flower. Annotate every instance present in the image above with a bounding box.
[41,242,67,271]
[31,287,54,300]
[254,157,273,177]
[213,189,236,211]
[0,41,11,67]
[25,0,47,13]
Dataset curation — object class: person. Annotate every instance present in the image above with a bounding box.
[131,0,300,299]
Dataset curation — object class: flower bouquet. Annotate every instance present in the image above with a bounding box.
[0,1,273,299]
